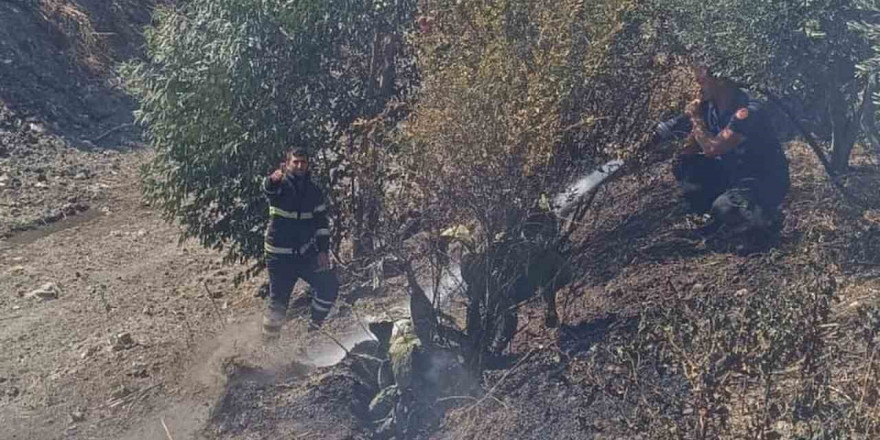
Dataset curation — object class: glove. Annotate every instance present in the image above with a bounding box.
[655,114,692,142]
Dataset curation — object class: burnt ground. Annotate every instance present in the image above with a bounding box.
[426,143,880,439]
[183,142,880,440]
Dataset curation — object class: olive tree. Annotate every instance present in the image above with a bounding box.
[122,0,417,269]
[653,0,880,174]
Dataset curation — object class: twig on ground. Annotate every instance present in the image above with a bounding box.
[436,395,480,404]
[160,416,174,440]
[126,383,162,416]
[202,282,225,324]
[465,346,538,411]
[93,123,134,143]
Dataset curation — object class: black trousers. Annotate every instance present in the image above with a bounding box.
[673,154,787,229]
[266,253,339,325]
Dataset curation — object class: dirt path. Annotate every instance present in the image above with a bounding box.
[0,151,274,440]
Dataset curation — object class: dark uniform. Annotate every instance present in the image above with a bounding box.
[262,172,339,337]
[656,90,790,232]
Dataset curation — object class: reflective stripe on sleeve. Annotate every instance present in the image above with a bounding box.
[269,206,298,218]
[315,228,331,237]
[314,204,327,213]
[269,206,315,220]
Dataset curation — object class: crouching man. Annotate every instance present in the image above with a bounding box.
[262,148,339,340]
[655,66,790,240]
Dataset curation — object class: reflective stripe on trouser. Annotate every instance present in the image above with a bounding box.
[265,255,340,325]
[265,241,314,255]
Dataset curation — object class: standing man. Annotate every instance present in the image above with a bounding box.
[655,66,790,239]
[262,148,339,340]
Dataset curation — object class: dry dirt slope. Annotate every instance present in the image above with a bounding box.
[0,150,279,440]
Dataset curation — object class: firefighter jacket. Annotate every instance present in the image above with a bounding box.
[262,172,330,256]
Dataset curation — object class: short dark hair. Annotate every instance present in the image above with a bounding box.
[287,148,309,160]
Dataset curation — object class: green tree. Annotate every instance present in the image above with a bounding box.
[654,0,879,174]
[122,0,417,269]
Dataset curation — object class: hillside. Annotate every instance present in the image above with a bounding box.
[3,2,880,440]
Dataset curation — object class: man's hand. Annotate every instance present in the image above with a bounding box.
[685,99,702,120]
[269,162,285,183]
[681,134,701,155]
[317,252,331,272]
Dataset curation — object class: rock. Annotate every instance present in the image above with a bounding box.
[69,409,86,423]
[135,229,147,238]
[110,385,133,400]
[7,265,26,275]
[7,387,20,398]
[110,332,135,351]
[81,346,99,360]
[27,282,60,301]
[0,377,6,384]
[74,172,88,180]
[27,123,45,134]
[692,283,705,293]
[735,288,748,297]
[61,203,87,215]
[130,362,149,378]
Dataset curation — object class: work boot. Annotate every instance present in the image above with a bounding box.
[307,319,322,334]
[262,307,286,342]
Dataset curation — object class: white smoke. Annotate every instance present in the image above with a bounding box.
[421,263,465,308]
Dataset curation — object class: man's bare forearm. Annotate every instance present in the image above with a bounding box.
[690,116,722,157]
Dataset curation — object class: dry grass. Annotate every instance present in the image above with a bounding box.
[39,0,111,75]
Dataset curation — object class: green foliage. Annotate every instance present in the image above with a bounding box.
[656,0,869,92]
[122,0,417,265]
[653,0,880,170]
